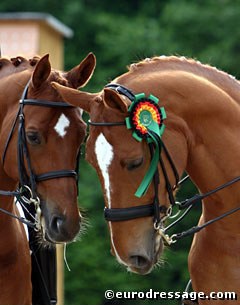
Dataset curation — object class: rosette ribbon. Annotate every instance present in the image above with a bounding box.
[125,93,166,197]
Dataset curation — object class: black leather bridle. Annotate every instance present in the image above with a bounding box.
[89,83,240,245]
[89,84,179,228]
[0,80,79,228]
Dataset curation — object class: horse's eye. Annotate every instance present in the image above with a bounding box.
[125,157,143,171]
[26,131,41,145]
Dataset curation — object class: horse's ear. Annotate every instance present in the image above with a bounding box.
[51,82,97,112]
[31,54,51,88]
[66,52,96,89]
[103,88,128,113]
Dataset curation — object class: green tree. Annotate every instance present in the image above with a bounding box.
[0,0,239,304]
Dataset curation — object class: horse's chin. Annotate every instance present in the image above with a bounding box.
[127,265,154,275]
[44,235,64,246]
[35,223,69,247]
[121,234,164,275]
[126,250,161,275]
[44,229,76,245]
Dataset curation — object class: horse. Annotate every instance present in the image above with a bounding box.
[0,52,96,305]
[53,55,240,304]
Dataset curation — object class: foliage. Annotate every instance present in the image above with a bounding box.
[0,0,239,304]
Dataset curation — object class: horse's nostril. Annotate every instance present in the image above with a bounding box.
[129,255,150,269]
[46,213,81,243]
[50,215,64,235]
[47,214,81,243]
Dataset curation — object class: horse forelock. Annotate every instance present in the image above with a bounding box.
[0,56,70,91]
[49,70,69,87]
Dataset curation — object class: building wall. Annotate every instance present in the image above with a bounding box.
[0,21,39,57]
[0,20,63,69]
[39,22,63,70]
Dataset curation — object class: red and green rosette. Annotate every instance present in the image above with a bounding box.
[125,93,166,141]
[125,93,167,198]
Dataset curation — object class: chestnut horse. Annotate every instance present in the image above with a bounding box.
[0,53,96,305]
[53,56,240,304]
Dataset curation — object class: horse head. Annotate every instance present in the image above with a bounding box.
[1,53,96,244]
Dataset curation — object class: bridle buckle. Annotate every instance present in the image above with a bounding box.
[19,185,40,205]
[158,228,177,245]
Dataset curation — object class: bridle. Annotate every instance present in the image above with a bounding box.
[89,84,180,227]
[89,83,240,245]
[0,80,79,229]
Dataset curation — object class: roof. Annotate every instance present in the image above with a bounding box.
[0,12,73,38]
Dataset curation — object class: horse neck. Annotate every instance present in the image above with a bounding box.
[0,171,28,267]
[0,70,31,147]
[0,70,30,122]
[0,143,19,220]
[117,69,240,231]
[0,71,30,214]
[0,171,17,211]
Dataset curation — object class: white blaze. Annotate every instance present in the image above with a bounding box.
[95,133,113,206]
[95,133,127,266]
[54,113,70,138]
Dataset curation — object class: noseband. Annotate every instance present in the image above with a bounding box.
[0,80,79,228]
[89,83,240,245]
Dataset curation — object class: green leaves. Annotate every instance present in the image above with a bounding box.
[0,0,238,303]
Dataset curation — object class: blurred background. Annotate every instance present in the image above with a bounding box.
[0,0,239,304]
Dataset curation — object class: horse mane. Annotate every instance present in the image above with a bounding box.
[0,55,69,87]
[0,55,40,79]
[126,56,240,104]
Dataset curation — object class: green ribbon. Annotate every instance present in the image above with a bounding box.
[135,130,161,197]
[125,93,166,198]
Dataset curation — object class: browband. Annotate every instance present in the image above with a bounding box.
[20,99,73,108]
[105,83,135,101]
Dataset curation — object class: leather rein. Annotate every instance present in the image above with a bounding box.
[89,83,240,245]
[0,80,79,230]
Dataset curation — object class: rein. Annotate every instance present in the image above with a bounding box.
[89,83,240,245]
[0,80,78,230]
